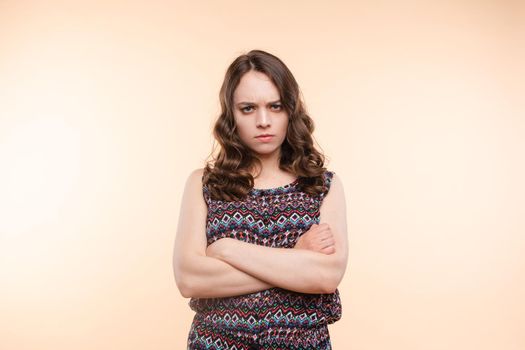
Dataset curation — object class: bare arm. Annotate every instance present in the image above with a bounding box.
[172,168,273,298]
[206,173,349,294]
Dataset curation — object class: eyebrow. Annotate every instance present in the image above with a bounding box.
[236,100,281,106]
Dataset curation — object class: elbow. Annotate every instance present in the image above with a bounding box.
[176,278,194,298]
[177,275,204,298]
[175,268,209,298]
[306,271,338,294]
[308,277,337,294]
[173,267,196,298]
[320,279,338,294]
[173,254,209,298]
[319,264,346,294]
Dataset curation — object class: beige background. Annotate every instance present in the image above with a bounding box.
[1,0,524,349]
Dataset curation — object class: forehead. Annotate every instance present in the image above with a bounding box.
[233,70,281,103]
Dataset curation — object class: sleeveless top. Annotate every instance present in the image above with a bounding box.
[189,170,342,330]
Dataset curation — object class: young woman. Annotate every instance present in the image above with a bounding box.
[173,50,348,350]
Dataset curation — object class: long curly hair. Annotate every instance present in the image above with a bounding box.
[203,49,328,201]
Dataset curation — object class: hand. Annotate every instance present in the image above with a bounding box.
[294,223,335,255]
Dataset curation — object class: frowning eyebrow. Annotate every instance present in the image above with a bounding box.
[236,100,281,106]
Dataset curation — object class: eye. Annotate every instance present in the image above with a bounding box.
[270,104,282,111]
[241,106,254,113]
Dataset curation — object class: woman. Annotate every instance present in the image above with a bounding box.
[173,49,348,350]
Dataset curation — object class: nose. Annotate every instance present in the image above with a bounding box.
[256,108,271,128]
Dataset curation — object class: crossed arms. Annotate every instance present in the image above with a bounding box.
[172,168,349,298]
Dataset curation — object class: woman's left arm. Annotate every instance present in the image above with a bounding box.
[206,173,349,294]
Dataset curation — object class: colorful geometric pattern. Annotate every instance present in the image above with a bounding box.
[188,171,341,349]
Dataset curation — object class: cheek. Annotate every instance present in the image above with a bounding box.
[279,117,289,134]
[233,119,251,139]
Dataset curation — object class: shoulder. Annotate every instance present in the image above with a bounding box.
[323,170,335,184]
[186,168,205,184]
[321,170,345,198]
[319,170,347,215]
[179,168,209,209]
[183,168,206,194]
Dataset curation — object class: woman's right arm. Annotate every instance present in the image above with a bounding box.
[172,168,273,298]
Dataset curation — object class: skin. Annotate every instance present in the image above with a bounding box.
[232,70,290,182]
[172,70,349,298]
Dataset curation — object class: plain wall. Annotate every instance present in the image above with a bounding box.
[0,1,524,349]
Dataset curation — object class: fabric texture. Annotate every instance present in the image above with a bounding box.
[187,170,341,349]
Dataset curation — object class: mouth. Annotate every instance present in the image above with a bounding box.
[255,134,274,142]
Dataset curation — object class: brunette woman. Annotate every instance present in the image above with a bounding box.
[173,49,348,350]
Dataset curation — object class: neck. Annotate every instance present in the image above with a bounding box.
[251,151,281,179]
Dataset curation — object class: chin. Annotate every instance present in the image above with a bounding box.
[253,148,281,157]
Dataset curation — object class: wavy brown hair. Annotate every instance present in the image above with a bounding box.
[203,49,328,201]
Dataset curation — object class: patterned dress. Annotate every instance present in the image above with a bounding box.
[187,170,342,350]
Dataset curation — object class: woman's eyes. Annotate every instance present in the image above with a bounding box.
[241,104,282,113]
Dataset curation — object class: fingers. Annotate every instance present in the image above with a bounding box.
[297,223,335,254]
[315,223,331,234]
[317,230,333,241]
[321,237,335,247]
[321,245,336,254]
[316,229,334,244]
[316,225,335,254]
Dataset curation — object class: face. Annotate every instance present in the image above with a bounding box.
[232,70,289,160]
